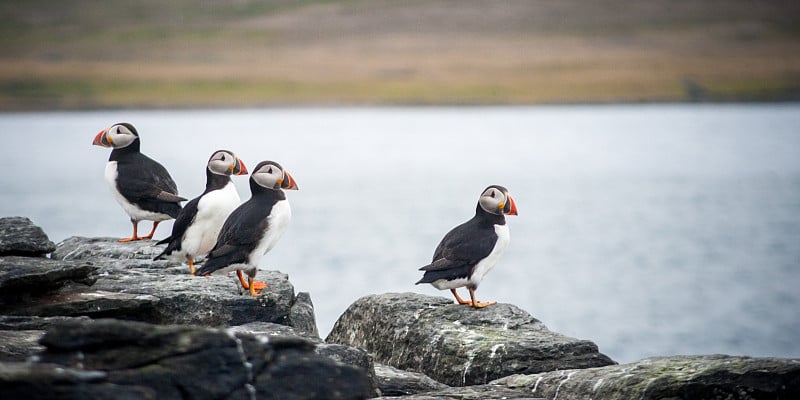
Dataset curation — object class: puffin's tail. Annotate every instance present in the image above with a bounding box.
[153,236,177,261]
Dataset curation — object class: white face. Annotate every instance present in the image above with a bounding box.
[251,162,284,189]
[104,124,138,149]
[479,186,508,215]
[208,150,238,176]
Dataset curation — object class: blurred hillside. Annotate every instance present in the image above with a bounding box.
[2,0,799,109]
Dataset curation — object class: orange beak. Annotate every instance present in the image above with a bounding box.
[234,158,248,175]
[505,195,518,216]
[92,130,110,147]
[281,171,299,190]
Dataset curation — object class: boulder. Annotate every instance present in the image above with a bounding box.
[231,321,381,397]
[326,292,615,387]
[0,316,92,362]
[374,363,449,397]
[494,355,800,399]
[0,217,56,256]
[0,362,154,400]
[5,236,317,333]
[0,256,96,305]
[13,318,375,400]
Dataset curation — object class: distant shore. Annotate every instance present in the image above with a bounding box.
[2,0,799,111]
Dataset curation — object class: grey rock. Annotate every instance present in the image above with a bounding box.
[316,343,381,398]
[9,236,312,329]
[0,330,44,361]
[326,292,615,387]
[0,362,154,400]
[25,318,374,400]
[0,256,96,304]
[0,316,92,362]
[288,291,320,337]
[374,384,537,400]
[0,217,56,256]
[494,355,800,400]
[374,363,449,397]
[229,320,322,342]
[231,321,381,397]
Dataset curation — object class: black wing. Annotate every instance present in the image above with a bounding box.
[194,199,270,275]
[153,196,201,259]
[416,217,497,284]
[117,153,185,217]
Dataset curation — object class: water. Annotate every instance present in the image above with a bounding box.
[1,104,799,363]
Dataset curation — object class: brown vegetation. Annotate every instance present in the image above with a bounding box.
[2,0,799,109]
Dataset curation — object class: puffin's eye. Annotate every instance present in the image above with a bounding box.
[116,127,121,134]
[267,167,273,174]
[221,155,226,161]
[489,191,495,198]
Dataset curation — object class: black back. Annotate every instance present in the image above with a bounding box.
[416,204,506,284]
[110,143,183,218]
[194,181,286,276]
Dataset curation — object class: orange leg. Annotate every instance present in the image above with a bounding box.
[450,289,471,305]
[236,270,267,295]
[139,221,160,240]
[468,287,496,308]
[188,257,195,275]
[119,220,140,242]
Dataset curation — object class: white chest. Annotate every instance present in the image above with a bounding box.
[182,182,241,257]
[249,199,292,264]
[468,224,510,287]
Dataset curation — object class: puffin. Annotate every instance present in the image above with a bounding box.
[194,160,298,296]
[153,150,248,274]
[92,123,186,242]
[416,185,518,308]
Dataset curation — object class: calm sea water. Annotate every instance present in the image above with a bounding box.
[1,104,799,363]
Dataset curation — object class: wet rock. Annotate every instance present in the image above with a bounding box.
[0,316,92,362]
[231,321,381,397]
[0,256,96,305]
[494,355,800,399]
[374,384,534,400]
[326,292,615,387]
[0,362,154,400]
[0,217,56,256]
[374,363,449,397]
[9,236,313,329]
[22,318,375,400]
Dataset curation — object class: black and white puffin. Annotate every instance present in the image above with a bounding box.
[416,185,518,308]
[194,160,298,296]
[153,150,248,274]
[93,123,186,242]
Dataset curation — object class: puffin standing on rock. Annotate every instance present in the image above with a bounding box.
[195,160,298,296]
[93,123,186,242]
[416,185,518,308]
[153,150,248,274]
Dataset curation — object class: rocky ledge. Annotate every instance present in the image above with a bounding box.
[2,216,800,399]
[327,292,615,386]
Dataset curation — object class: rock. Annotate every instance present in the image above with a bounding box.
[0,217,56,256]
[0,331,44,361]
[374,384,533,400]
[326,293,615,387]
[0,316,92,362]
[0,256,96,305]
[21,318,375,400]
[229,320,322,342]
[288,291,320,337]
[231,321,381,397]
[494,355,800,399]
[374,363,449,397]
[0,362,155,400]
[6,236,314,330]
